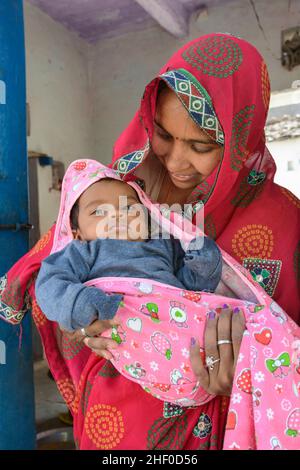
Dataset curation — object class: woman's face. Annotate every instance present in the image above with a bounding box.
[152,86,223,190]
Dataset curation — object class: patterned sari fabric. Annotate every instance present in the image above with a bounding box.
[111,33,300,324]
[0,34,299,450]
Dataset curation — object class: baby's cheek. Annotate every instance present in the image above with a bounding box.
[95,219,109,237]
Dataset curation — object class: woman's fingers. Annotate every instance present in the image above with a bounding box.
[189,339,209,391]
[191,308,246,397]
[231,308,246,368]
[79,319,122,359]
[85,318,120,337]
[92,349,114,360]
[204,312,220,382]
[83,336,118,352]
[217,308,234,362]
[217,308,235,394]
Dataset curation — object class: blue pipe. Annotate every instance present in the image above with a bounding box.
[0,0,36,449]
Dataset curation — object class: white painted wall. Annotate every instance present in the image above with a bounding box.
[24,1,95,235]
[268,138,300,198]
[268,88,300,197]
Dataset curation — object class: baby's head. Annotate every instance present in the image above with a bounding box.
[70,178,149,242]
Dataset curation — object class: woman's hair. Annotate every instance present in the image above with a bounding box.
[157,79,168,96]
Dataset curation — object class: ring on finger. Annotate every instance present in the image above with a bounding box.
[80,327,93,338]
[205,355,220,371]
[217,340,232,346]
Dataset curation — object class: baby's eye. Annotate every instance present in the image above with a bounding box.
[127,205,137,215]
[93,208,106,216]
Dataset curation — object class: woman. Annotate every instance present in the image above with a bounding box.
[1,33,299,450]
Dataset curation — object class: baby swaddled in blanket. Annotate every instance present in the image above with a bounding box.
[36,159,222,406]
[36,170,221,332]
[35,160,300,449]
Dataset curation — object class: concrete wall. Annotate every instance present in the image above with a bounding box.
[24,1,95,234]
[89,0,300,163]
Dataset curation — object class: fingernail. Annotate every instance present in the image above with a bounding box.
[233,307,240,314]
[190,337,197,347]
[208,311,216,320]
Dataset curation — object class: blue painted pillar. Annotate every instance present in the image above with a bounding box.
[0,0,36,449]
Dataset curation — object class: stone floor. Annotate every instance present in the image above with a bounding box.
[34,360,75,449]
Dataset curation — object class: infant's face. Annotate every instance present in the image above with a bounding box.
[74,179,149,242]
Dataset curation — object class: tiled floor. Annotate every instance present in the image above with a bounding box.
[34,360,75,449]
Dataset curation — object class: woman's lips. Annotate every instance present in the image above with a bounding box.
[169,172,199,182]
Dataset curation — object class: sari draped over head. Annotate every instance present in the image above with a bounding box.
[1,33,299,450]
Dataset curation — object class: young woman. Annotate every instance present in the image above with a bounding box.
[1,33,299,449]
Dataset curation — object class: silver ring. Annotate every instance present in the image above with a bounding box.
[217,340,232,345]
[205,355,220,371]
[80,327,93,338]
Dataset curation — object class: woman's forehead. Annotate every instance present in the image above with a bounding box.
[155,88,215,143]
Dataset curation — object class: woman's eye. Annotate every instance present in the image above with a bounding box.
[191,145,212,154]
[157,130,172,141]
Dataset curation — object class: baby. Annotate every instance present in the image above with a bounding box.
[36,172,222,334]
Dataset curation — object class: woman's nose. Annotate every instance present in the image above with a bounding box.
[164,142,187,172]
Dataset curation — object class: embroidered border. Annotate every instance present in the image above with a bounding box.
[163,402,184,418]
[0,275,30,324]
[112,141,150,178]
[160,69,224,145]
[243,258,282,297]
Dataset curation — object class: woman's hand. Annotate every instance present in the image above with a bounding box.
[62,318,121,360]
[190,308,246,397]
